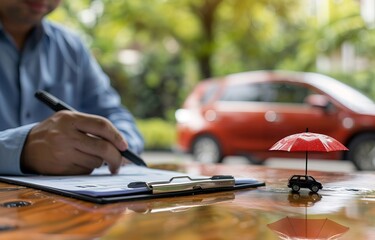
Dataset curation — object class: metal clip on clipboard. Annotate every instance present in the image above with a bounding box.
[146,175,235,194]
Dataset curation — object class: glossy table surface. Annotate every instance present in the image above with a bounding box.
[0,162,374,240]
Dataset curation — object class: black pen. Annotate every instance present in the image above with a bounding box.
[35,90,148,167]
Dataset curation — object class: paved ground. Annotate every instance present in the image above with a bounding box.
[141,151,357,173]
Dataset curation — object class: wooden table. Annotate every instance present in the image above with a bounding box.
[0,163,374,240]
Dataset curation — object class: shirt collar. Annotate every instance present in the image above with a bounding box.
[0,19,51,43]
[41,19,53,39]
[0,20,5,34]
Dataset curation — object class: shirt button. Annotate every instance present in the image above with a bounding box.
[25,112,31,118]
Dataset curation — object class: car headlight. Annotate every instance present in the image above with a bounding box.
[175,109,192,123]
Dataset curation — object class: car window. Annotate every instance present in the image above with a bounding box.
[219,83,261,102]
[200,83,219,104]
[260,83,312,104]
[307,176,315,181]
[219,82,314,104]
[305,73,375,113]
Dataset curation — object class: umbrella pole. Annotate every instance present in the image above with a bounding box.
[305,206,308,238]
[305,128,308,176]
[305,151,308,176]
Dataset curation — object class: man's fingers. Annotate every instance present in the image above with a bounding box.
[71,150,103,170]
[121,157,131,165]
[65,165,95,175]
[21,111,126,175]
[72,113,128,151]
[72,132,123,173]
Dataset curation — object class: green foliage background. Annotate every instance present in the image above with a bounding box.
[49,0,375,149]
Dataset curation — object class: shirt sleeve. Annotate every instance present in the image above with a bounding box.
[0,124,36,175]
[77,41,144,155]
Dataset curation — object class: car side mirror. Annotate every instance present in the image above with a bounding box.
[304,94,331,111]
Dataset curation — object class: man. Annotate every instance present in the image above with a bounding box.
[0,0,144,175]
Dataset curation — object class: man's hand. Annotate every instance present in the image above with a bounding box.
[21,111,128,175]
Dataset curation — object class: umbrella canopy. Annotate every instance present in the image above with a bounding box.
[267,217,349,239]
[269,132,348,152]
[269,131,348,176]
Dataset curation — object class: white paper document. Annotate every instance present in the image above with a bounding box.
[1,166,197,197]
[0,165,263,198]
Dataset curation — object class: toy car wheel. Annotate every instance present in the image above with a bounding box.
[310,193,320,201]
[291,193,300,200]
[347,133,375,170]
[311,185,320,193]
[291,184,300,192]
[192,135,223,164]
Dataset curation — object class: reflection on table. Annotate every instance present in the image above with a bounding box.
[0,163,374,240]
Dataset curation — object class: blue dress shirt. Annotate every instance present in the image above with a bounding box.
[0,20,144,175]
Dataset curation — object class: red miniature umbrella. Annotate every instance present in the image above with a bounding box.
[269,130,348,175]
[269,132,348,152]
[267,217,349,239]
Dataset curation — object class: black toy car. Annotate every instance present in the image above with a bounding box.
[288,175,323,193]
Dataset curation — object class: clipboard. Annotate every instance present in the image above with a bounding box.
[0,165,265,204]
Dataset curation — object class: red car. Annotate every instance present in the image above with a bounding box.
[175,70,375,170]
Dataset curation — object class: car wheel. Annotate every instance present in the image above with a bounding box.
[291,184,300,192]
[310,185,319,193]
[347,133,375,170]
[192,135,223,164]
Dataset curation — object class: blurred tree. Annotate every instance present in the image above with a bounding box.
[49,0,375,120]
